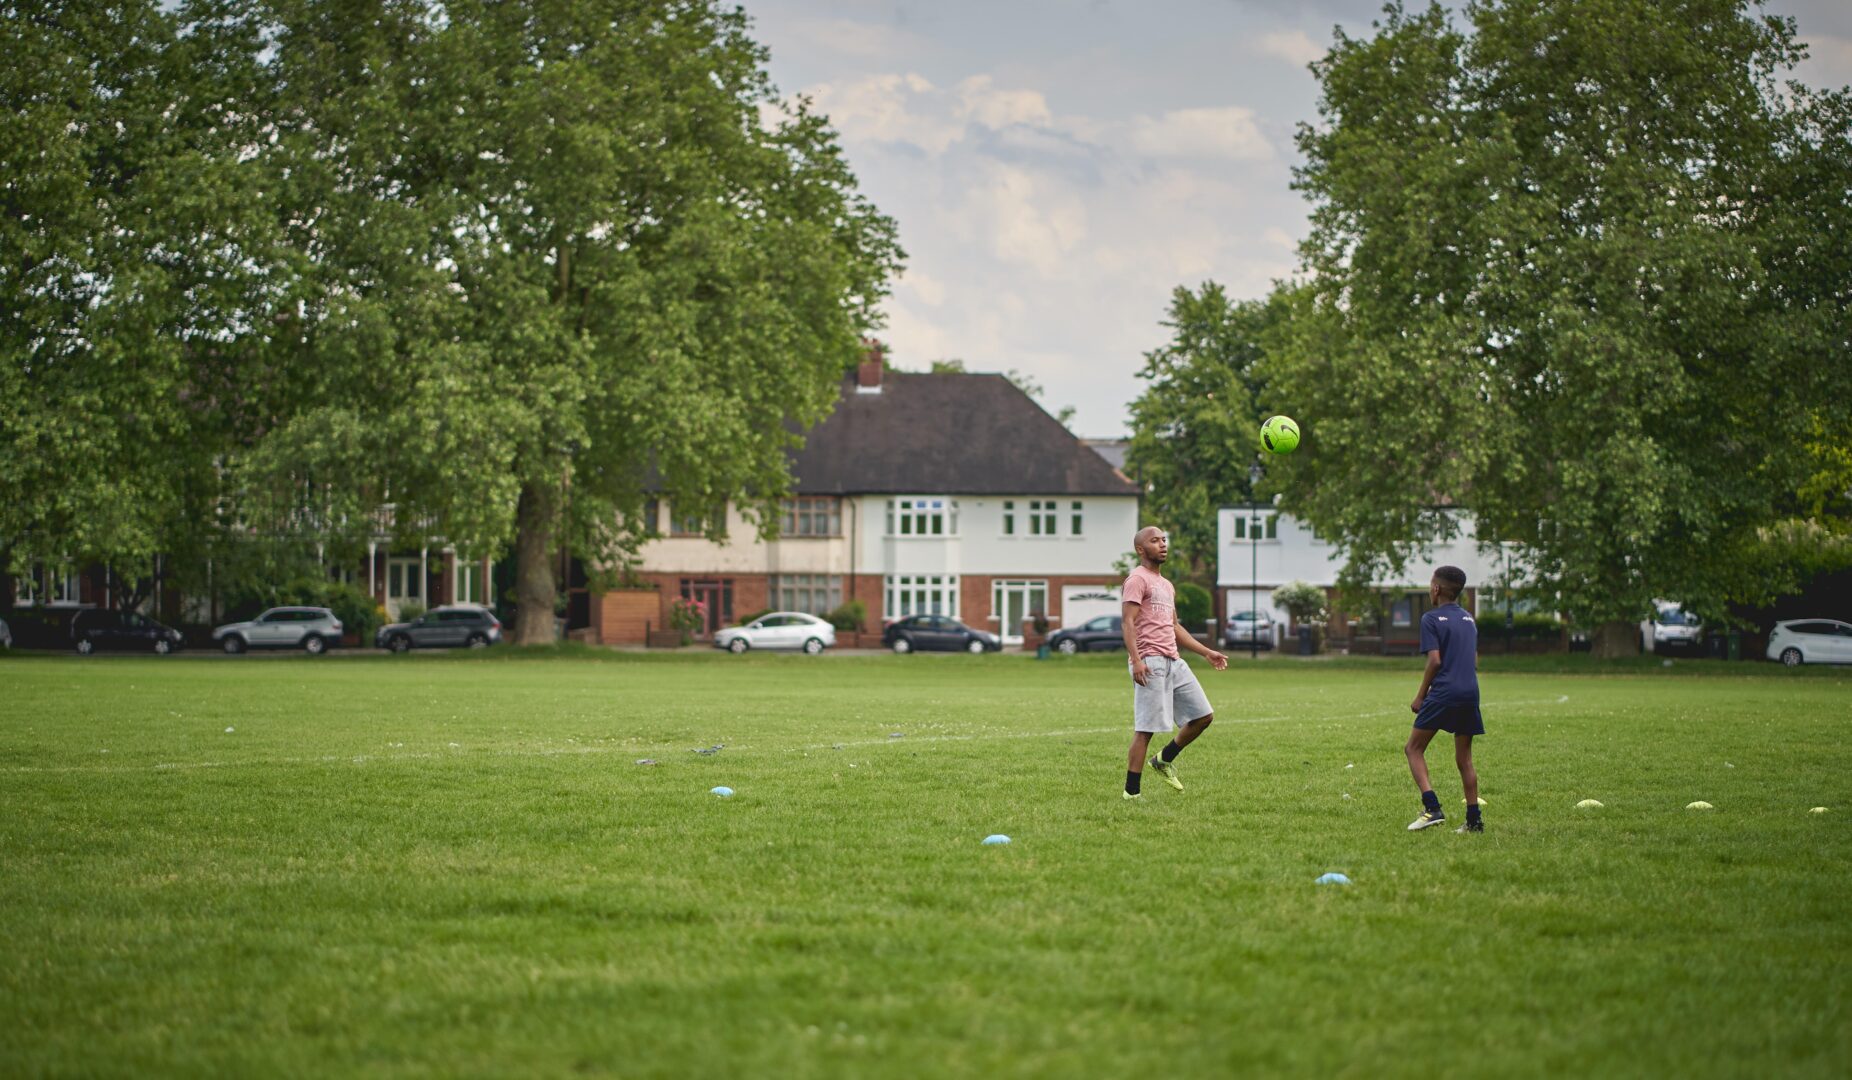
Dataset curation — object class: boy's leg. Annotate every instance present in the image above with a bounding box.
[1456,735,1483,830]
[1125,730,1154,796]
[1404,726,1439,795]
[1404,727,1446,829]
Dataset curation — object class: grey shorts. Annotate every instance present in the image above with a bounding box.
[1130,655,1213,733]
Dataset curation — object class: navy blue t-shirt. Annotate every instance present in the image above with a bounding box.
[1419,602,1479,704]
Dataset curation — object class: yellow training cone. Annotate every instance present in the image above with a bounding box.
[1686,801,1714,810]
[1575,799,1603,809]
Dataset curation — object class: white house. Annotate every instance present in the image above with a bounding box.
[602,356,1142,646]
[1216,504,1517,653]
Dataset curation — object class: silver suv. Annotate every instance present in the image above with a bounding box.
[213,607,344,655]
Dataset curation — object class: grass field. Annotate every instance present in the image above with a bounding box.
[2,649,1849,1077]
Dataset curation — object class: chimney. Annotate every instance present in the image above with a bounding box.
[856,340,884,394]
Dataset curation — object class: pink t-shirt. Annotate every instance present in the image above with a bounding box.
[1121,565,1179,660]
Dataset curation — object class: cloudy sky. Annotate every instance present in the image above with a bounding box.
[741,0,1852,436]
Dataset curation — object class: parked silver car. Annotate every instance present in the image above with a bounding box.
[713,612,837,654]
[213,607,344,655]
[1223,610,1275,650]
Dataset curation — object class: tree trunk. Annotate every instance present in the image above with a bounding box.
[1589,619,1640,659]
[514,480,559,646]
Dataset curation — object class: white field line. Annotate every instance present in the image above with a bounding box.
[3,697,1569,776]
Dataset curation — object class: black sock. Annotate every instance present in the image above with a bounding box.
[1467,804,1483,823]
[1421,789,1441,811]
[1159,740,1182,764]
[1125,770,1142,795]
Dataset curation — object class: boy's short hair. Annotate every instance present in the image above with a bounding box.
[1434,565,1467,599]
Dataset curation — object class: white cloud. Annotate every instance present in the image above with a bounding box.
[954,75,1053,128]
[1256,30,1326,68]
[1128,106,1274,161]
[979,165,1089,276]
[791,68,1297,432]
[801,73,963,153]
[904,270,946,307]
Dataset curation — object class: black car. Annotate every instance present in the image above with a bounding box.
[71,609,185,655]
[376,606,504,652]
[1046,615,1124,654]
[881,614,1002,654]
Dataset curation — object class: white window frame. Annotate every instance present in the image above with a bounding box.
[1002,500,1015,536]
[1028,499,1057,536]
[14,565,42,606]
[782,497,841,537]
[1071,500,1084,536]
[774,574,842,615]
[50,564,80,605]
[884,574,959,619]
[990,579,1050,643]
[886,497,957,537]
[387,559,424,604]
[1232,514,1280,541]
[456,560,490,605]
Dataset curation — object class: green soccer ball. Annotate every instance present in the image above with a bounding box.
[1260,415,1300,455]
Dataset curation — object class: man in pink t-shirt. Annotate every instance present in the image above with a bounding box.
[1119,525,1227,800]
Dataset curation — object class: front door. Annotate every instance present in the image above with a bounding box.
[387,559,424,620]
[991,580,1048,646]
[683,580,732,638]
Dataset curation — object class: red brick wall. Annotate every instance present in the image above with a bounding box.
[595,589,663,645]
[846,574,884,628]
[619,572,773,637]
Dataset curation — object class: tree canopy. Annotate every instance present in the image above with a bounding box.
[3,1,902,638]
[1125,282,1284,580]
[1263,0,1852,650]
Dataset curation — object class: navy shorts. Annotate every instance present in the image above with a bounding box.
[1414,698,1484,735]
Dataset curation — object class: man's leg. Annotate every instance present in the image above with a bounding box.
[1404,727,1446,828]
[1456,735,1482,830]
[1125,730,1154,796]
[1148,713,1209,791]
[1168,712,1214,755]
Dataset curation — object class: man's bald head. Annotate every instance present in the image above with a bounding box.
[1132,526,1169,566]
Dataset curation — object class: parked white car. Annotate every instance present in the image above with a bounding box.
[1640,603,1702,653]
[1766,619,1852,666]
[713,612,836,655]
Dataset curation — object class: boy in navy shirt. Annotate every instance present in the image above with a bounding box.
[1404,565,1484,833]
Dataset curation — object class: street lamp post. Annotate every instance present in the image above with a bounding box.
[1248,459,1263,660]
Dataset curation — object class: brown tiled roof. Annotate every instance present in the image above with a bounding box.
[789,370,1138,496]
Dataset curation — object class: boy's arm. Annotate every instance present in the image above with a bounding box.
[1411,650,1442,712]
[1122,601,1148,685]
[1175,618,1229,670]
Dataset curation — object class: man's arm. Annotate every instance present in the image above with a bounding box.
[1175,618,1229,671]
[1122,601,1148,685]
[1411,650,1442,712]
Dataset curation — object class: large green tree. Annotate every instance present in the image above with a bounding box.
[1125,282,1285,580]
[0,2,283,598]
[1267,0,1852,653]
[232,0,901,641]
